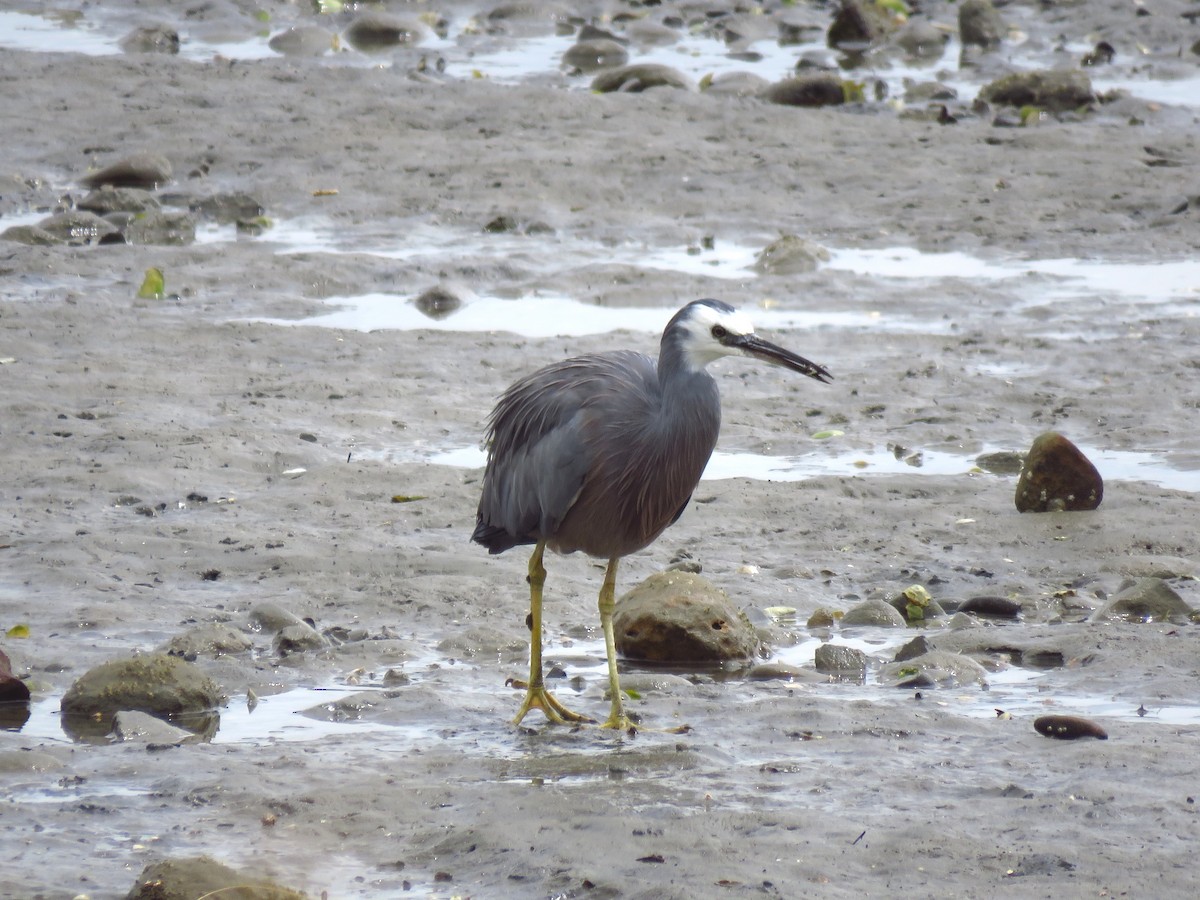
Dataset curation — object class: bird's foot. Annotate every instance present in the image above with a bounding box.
[598,712,693,736]
[508,678,595,726]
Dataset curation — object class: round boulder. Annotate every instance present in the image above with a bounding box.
[613,571,760,664]
[61,653,223,721]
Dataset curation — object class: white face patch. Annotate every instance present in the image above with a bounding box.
[678,303,756,370]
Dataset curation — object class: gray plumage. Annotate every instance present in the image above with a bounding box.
[473,298,831,730]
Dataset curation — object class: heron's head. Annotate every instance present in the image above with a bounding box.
[664,299,832,383]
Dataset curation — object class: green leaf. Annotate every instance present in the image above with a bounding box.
[136,267,164,300]
[6,623,30,638]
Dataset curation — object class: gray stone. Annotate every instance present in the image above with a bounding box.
[111,709,196,745]
[81,153,172,190]
[563,39,628,73]
[959,0,1006,49]
[61,654,223,725]
[613,571,760,663]
[753,234,831,275]
[840,598,906,628]
[814,643,868,674]
[161,623,253,658]
[125,209,196,246]
[1090,578,1194,624]
[881,650,988,688]
[591,64,693,93]
[274,623,327,655]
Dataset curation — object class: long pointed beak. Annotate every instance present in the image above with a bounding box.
[733,333,832,383]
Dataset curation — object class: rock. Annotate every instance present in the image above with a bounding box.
[888,584,946,622]
[1014,432,1103,512]
[591,64,693,93]
[126,856,307,900]
[162,623,253,658]
[274,623,327,655]
[0,648,31,703]
[111,709,197,745]
[894,21,949,59]
[77,186,161,215]
[1034,715,1108,740]
[958,595,1022,619]
[893,635,933,662]
[186,191,266,224]
[827,0,900,50]
[903,81,957,103]
[249,602,310,632]
[840,597,906,628]
[752,234,831,274]
[613,571,760,664]
[0,749,63,773]
[976,449,1024,475]
[979,70,1096,113]
[414,285,465,320]
[269,25,338,57]
[62,654,223,720]
[125,209,196,246]
[120,25,180,55]
[563,39,628,73]
[1089,578,1194,624]
[746,662,824,682]
[343,14,426,52]
[958,0,1005,49]
[27,210,122,245]
[700,71,769,99]
[762,75,845,108]
[81,153,173,190]
[881,650,988,688]
[806,607,838,628]
[814,643,868,675]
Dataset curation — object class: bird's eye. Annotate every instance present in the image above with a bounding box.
[711,325,727,340]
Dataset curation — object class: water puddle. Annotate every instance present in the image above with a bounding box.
[377,442,1197,493]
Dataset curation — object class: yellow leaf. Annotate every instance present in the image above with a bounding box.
[136,267,164,300]
[6,623,30,638]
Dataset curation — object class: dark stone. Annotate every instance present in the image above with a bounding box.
[959,595,1022,619]
[958,0,1005,49]
[126,856,306,900]
[1015,432,1103,512]
[1034,715,1108,740]
[563,39,628,73]
[414,285,464,320]
[763,74,845,108]
[979,70,1096,113]
[343,14,426,52]
[893,635,934,662]
[80,153,172,190]
[613,571,760,664]
[0,649,31,703]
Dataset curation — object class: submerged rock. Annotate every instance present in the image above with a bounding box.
[881,650,988,688]
[979,70,1096,113]
[1015,432,1103,512]
[120,25,180,55]
[414,284,465,320]
[753,234,831,274]
[613,571,760,663]
[111,709,197,745]
[1089,578,1194,624]
[269,25,338,57]
[61,653,223,720]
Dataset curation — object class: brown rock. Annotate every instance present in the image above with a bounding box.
[762,75,846,108]
[958,0,1005,50]
[1034,715,1108,740]
[613,571,760,664]
[1015,432,1103,512]
[979,70,1096,113]
[827,0,900,50]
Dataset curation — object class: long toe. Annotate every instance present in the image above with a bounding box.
[512,683,595,726]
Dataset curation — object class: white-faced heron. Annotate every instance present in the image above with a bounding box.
[473,299,831,730]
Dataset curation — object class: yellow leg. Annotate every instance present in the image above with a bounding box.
[512,541,593,726]
[597,556,637,731]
